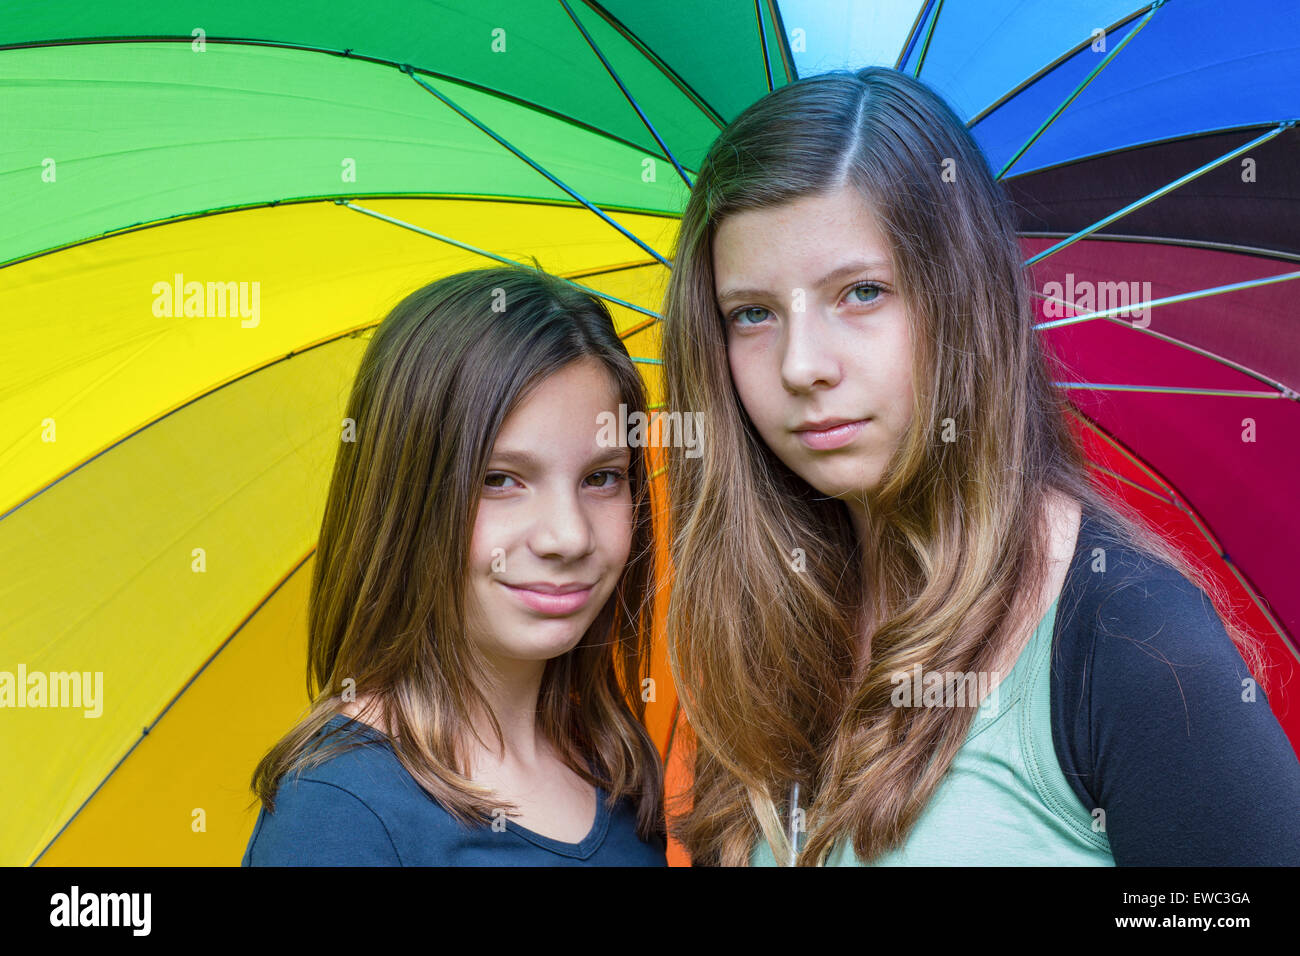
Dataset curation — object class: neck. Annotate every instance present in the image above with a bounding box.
[464,653,549,774]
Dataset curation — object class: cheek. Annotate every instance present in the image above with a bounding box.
[892,331,916,422]
[727,343,779,431]
[596,496,634,566]
[468,502,509,570]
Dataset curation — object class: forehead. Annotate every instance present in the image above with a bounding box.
[493,358,626,452]
[711,184,892,289]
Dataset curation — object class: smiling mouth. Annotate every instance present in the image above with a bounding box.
[499,581,595,615]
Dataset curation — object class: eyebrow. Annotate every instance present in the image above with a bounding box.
[716,258,891,305]
[489,447,632,470]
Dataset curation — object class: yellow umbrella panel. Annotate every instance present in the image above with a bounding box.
[1,198,676,865]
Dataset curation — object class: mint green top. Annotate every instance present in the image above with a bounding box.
[752,595,1114,866]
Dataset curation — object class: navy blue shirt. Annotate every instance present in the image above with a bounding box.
[242,715,667,866]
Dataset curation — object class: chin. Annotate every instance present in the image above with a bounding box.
[500,620,590,661]
[797,461,881,500]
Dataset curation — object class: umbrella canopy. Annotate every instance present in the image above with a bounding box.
[1,0,788,865]
[2,0,1295,867]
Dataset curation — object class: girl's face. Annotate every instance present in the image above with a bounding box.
[713,183,915,501]
[466,357,634,670]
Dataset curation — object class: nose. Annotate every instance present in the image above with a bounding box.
[527,486,596,561]
[780,306,841,393]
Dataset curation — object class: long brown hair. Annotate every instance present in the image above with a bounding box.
[250,263,664,843]
[660,66,1264,865]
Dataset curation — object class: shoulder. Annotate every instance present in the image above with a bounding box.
[1059,512,1254,705]
[1050,509,1300,865]
[242,721,406,866]
[1072,540,1256,743]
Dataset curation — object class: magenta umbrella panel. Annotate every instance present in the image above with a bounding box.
[892,0,1300,740]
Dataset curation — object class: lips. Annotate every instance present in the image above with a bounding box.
[793,417,870,451]
[507,582,593,594]
[499,580,596,615]
[794,416,868,432]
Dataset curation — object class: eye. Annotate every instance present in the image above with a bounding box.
[484,471,519,490]
[727,306,771,327]
[585,468,628,489]
[847,282,883,305]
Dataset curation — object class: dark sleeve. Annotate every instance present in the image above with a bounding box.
[1085,570,1300,865]
[243,777,402,866]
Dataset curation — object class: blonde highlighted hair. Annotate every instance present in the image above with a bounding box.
[660,67,1265,866]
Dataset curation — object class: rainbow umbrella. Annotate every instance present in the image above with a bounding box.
[0,0,807,866]
[2,0,1296,869]
[968,0,1300,741]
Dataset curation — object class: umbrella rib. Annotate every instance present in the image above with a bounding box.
[895,0,936,70]
[1073,413,1298,661]
[1018,232,1300,264]
[577,1,729,128]
[1220,561,1296,662]
[30,550,321,866]
[968,3,1154,128]
[995,2,1161,180]
[0,329,380,522]
[999,123,1289,184]
[557,0,694,190]
[1054,382,1284,399]
[911,0,944,78]
[333,198,663,329]
[1085,461,1179,507]
[561,260,665,339]
[1023,122,1295,267]
[0,193,682,273]
[1035,268,1300,323]
[1034,296,1299,400]
[764,0,799,83]
[1070,406,1182,500]
[400,64,673,270]
[752,0,774,93]
[618,314,661,340]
